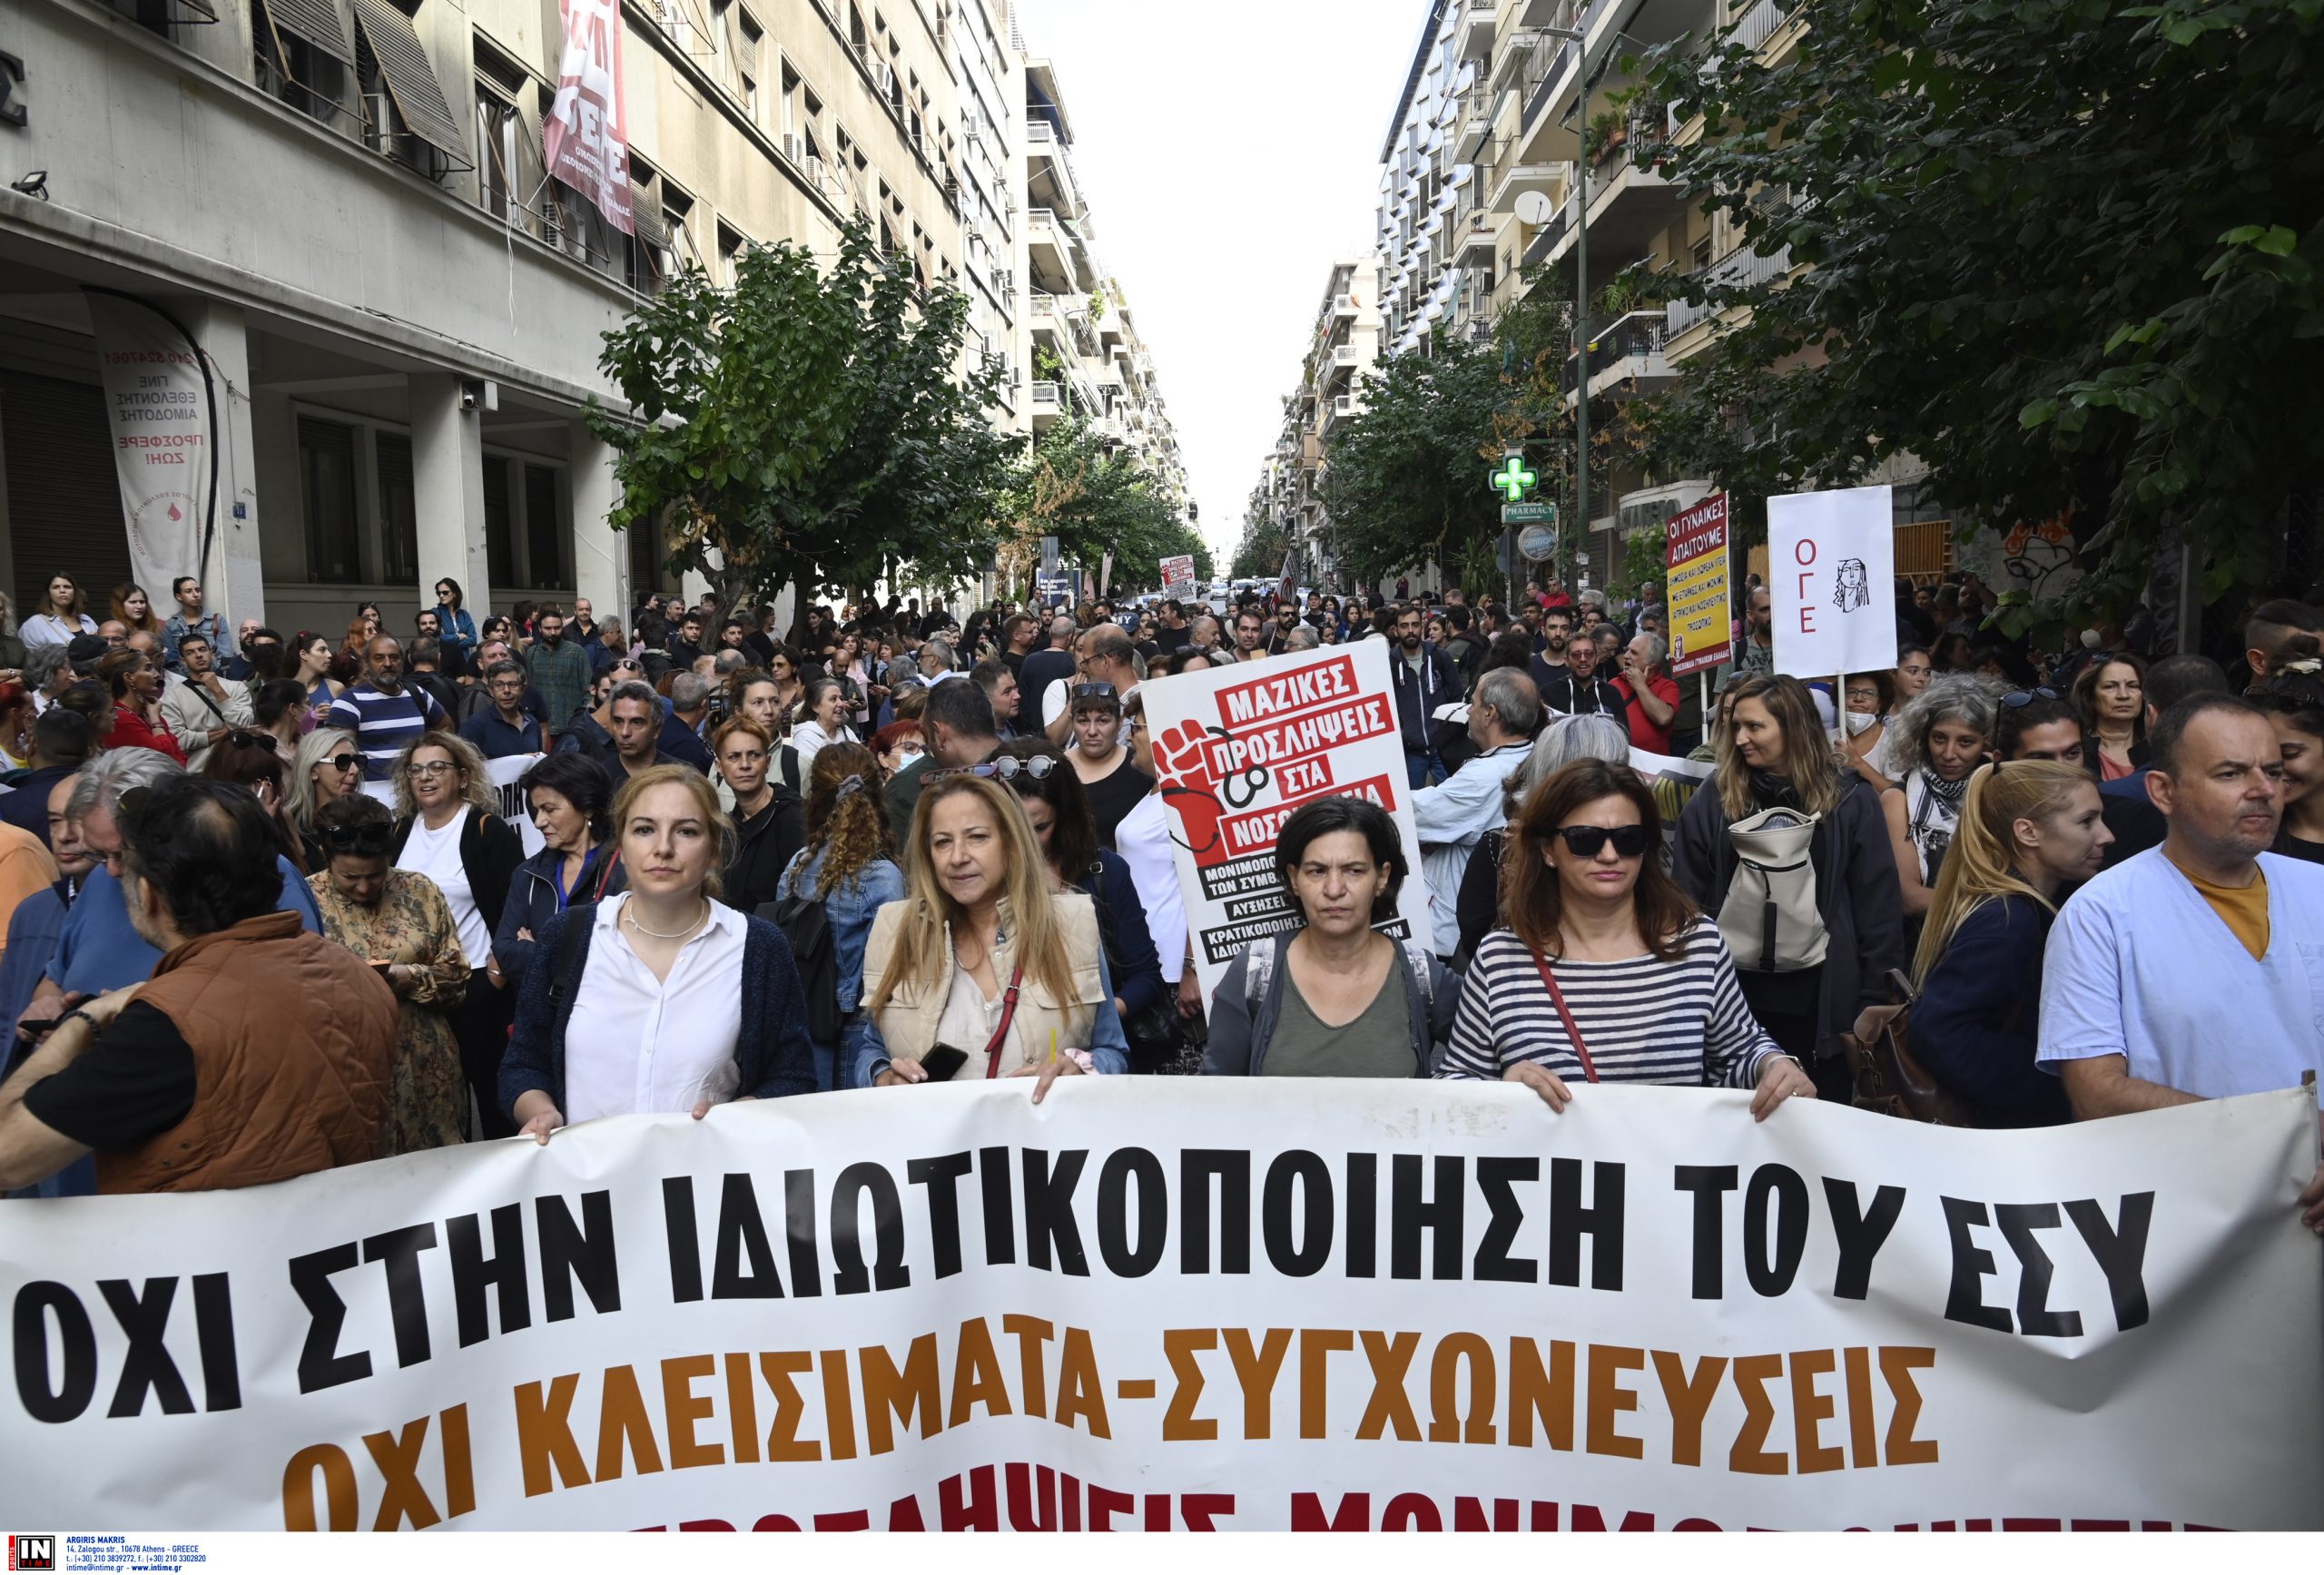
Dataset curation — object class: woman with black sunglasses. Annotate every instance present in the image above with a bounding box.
[1441,757,1816,1119]
[306,794,469,1153]
[288,727,363,874]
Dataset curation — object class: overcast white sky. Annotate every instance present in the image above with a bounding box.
[1011,0,1426,566]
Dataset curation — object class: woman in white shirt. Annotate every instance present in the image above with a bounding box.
[388,733,525,1136]
[789,677,856,782]
[502,764,814,1138]
[20,574,96,650]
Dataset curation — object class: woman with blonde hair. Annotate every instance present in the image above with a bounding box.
[388,731,525,1134]
[776,742,906,1090]
[1671,673,1905,1098]
[502,764,813,1139]
[287,725,362,871]
[1908,761,2112,1126]
[854,769,1128,1095]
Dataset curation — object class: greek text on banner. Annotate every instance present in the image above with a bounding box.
[1,1083,2317,1531]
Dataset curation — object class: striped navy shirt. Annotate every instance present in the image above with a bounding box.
[1440,916,1780,1088]
[327,682,448,782]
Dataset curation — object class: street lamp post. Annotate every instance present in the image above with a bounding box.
[1537,22,1610,597]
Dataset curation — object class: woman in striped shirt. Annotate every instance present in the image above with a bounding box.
[1440,756,1816,1120]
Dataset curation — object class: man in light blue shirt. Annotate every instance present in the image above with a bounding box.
[1412,669,1538,958]
[2038,694,2324,1233]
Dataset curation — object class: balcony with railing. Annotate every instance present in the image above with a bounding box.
[1561,310,1673,398]
[1730,0,1790,54]
[1665,242,1795,337]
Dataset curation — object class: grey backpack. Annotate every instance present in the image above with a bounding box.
[1718,808,1830,972]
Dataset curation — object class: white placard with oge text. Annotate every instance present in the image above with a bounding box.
[1768,484,1898,681]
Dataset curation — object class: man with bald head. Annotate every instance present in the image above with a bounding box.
[326,635,449,781]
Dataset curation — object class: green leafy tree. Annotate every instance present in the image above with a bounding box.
[589,217,1017,607]
[1321,340,1518,591]
[999,418,1191,596]
[1644,0,2324,627]
[1232,510,1291,582]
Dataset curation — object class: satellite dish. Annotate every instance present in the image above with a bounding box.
[1514,191,1556,226]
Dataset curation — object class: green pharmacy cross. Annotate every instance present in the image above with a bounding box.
[1490,453,1538,503]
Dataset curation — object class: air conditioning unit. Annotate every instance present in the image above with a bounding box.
[872,61,896,96]
[360,93,404,154]
[804,153,826,184]
[783,133,807,165]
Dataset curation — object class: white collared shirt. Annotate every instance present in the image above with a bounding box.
[563,891,748,1123]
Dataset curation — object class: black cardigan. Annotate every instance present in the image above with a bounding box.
[389,806,527,940]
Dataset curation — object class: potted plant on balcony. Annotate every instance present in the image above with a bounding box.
[1587,109,1627,167]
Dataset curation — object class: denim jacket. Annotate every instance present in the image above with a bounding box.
[777,846,906,1019]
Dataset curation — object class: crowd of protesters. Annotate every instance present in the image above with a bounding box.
[0,566,2313,1243]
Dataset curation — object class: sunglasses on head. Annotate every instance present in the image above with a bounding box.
[224,729,272,751]
[323,823,394,855]
[1550,823,1651,860]
[2001,686,2062,708]
[941,755,1058,783]
[1070,682,1118,702]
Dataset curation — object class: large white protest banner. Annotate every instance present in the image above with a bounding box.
[0,1082,2317,1531]
[1768,484,1898,681]
[1141,642,1430,1002]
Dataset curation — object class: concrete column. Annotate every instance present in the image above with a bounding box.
[175,300,264,629]
[409,373,488,616]
[567,418,625,627]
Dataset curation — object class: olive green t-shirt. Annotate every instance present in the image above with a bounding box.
[1264,960,1413,1078]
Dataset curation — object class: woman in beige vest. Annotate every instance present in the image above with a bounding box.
[854,770,1129,1098]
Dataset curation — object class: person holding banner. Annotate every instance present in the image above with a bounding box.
[307,794,469,1154]
[1671,674,1906,1099]
[1442,757,1815,1117]
[501,765,815,1142]
[1907,760,2109,1127]
[1204,796,1455,1078]
[854,771,1129,1093]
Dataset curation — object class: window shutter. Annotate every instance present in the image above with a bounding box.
[350,0,468,164]
[265,0,354,64]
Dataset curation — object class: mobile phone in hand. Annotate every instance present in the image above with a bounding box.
[921,1044,969,1083]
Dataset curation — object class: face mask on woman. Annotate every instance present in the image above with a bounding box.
[1845,711,1879,736]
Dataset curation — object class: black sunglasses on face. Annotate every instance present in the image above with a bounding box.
[1551,823,1651,860]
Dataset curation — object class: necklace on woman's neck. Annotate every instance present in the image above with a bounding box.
[625,900,708,940]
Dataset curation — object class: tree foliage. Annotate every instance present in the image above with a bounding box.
[998,418,1199,596]
[589,218,1018,606]
[1231,508,1291,581]
[1645,0,2324,625]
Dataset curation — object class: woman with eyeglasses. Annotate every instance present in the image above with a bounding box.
[855,770,1129,1093]
[434,579,478,667]
[1907,760,2109,1127]
[871,719,924,779]
[502,764,814,1141]
[761,646,805,733]
[2071,651,2148,783]
[714,715,803,912]
[1879,674,2001,919]
[494,753,625,993]
[1443,758,1814,1117]
[1839,671,1896,785]
[307,793,470,1153]
[202,728,308,871]
[287,727,362,871]
[1670,674,1906,1098]
[789,677,857,783]
[775,743,905,1090]
[1206,796,1456,1078]
[1064,682,1152,851]
[389,733,526,1137]
[991,739,1170,1068]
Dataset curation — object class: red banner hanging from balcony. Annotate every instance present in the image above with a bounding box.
[544,0,634,234]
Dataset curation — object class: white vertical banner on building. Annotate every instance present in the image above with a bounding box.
[1768,484,1897,680]
[544,0,634,234]
[85,293,212,598]
[1141,641,1430,1005]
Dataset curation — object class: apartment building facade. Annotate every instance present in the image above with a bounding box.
[0,0,1045,637]
[1257,257,1381,592]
